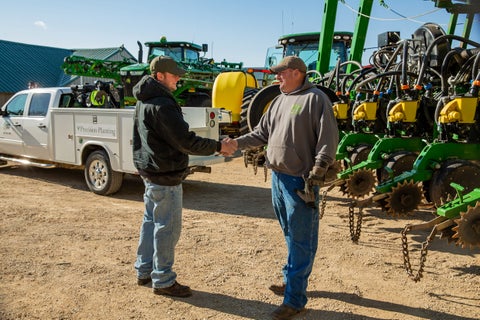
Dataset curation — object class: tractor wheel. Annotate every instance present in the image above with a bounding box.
[247,84,281,131]
[428,160,480,208]
[84,150,123,195]
[379,151,418,183]
[239,88,259,135]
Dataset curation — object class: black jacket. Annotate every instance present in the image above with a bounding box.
[132,75,219,185]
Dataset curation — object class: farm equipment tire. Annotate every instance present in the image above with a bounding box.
[239,88,260,135]
[379,151,418,183]
[349,144,372,167]
[428,160,480,208]
[452,201,480,249]
[84,150,123,196]
[247,84,281,131]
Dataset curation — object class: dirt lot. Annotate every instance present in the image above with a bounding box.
[0,156,479,320]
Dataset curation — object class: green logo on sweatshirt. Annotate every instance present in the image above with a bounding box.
[291,104,303,114]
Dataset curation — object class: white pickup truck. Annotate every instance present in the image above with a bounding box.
[0,87,224,195]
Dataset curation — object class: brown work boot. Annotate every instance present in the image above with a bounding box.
[137,277,151,286]
[268,283,286,296]
[271,303,306,320]
[153,281,192,297]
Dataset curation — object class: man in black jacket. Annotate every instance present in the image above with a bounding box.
[133,56,233,297]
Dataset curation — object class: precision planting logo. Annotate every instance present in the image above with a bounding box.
[76,124,117,138]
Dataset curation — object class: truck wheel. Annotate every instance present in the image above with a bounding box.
[84,150,123,195]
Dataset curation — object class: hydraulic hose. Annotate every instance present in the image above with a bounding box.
[416,35,480,87]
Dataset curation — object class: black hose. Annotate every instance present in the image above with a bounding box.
[440,49,463,96]
[354,70,419,94]
[416,35,480,87]
[401,40,409,87]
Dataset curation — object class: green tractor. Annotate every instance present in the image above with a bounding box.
[62,36,244,108]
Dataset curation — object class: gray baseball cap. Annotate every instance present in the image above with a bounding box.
[150,56,186,76]
[270,56,307,73]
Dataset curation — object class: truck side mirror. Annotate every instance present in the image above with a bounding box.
[202,44,208,53]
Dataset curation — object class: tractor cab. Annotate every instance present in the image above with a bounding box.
[119,37,209,106]
[265,32,352,72]
[145,37,207,64]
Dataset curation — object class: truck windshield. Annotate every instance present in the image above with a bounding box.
[4,93,27,116]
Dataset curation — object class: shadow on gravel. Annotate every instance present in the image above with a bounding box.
[0,164,275,219]
[308,290,480,320]
[182,179,274,219]
[185,290,389,320]
[184,288,477,320]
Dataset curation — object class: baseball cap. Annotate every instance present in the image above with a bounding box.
[150,56,186,76]
[270,56,307,74]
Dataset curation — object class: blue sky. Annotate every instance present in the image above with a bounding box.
[0,0,475,67]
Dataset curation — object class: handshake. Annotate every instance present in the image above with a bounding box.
[219,137,238,157]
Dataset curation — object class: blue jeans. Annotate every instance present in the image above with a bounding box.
[271,171,320,310]
[134,179,182,289]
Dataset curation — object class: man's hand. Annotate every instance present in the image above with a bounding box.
[307,166,327,186]
[219,138,238,156]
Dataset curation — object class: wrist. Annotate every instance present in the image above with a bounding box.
[316,160,329,169]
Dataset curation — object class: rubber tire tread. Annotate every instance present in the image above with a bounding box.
[84,150,123,196]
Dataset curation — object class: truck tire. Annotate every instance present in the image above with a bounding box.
[84,150,123,195]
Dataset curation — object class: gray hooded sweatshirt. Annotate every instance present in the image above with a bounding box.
[236,78,339,177]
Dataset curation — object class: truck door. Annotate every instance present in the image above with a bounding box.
[0,93,27,156]
[22,92,51,160]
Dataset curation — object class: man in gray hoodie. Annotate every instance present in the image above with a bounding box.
[224,56,339,319]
